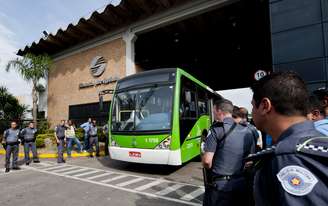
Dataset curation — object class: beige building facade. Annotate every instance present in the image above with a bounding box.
[48,38,126,126]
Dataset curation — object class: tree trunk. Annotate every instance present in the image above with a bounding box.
[32,83,38,128]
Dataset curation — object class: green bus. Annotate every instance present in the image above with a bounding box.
[108,68,221,165]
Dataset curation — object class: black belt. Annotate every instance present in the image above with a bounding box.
[90,135,97,137]
[6,142,19,146]
[58,136,65,140]
[24,139,35,143]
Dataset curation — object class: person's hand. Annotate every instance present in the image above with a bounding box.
[244,161,253,170]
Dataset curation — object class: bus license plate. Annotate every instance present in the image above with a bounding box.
[129,151,141,158]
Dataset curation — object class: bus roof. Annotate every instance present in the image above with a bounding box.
[116,68,220,99]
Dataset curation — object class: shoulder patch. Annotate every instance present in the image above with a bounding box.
[277,165,318,196]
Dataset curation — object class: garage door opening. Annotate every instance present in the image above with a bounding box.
[135,0,272,90]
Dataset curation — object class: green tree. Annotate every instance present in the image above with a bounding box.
[0,86,28,133]
[6,53,52,128]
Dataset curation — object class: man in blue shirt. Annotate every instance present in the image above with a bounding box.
[80,118,92,151]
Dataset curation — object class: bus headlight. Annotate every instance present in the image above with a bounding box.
[155,136,171,150]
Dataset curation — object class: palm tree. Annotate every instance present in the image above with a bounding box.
[6,53,52,128]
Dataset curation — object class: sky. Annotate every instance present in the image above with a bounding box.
[0,0,121,107]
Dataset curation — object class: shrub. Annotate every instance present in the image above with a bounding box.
[75,128,84,141]
[36,137,45,148]
[36,133,56,148]
[37,119,51,134]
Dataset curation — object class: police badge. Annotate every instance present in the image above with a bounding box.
[277,165,318,196]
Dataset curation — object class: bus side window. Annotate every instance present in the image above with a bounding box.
[197,88,208,116]
[181,89,197,119]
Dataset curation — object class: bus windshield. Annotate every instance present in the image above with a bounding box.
[111,85,174,132]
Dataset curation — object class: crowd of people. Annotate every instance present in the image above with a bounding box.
[202,71,328,206]
[1,118,109,172]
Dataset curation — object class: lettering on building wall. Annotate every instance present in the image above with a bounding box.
[79,77,119,89]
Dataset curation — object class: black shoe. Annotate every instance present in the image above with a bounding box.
[57,160,66,164]
[33,160,40,163]
[89,155,94,158]
[26,162,30,166]
[12,166,21,170]
[96,154,100,157]
[5,168,10,173]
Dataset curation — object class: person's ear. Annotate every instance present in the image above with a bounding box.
[260,98,272,115]
[311,109,320,120]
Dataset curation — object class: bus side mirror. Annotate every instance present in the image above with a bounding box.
[99,96,104,112]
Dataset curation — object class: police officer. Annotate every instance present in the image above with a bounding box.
[21,122,40,165]
[54,120,66,163]
[3,121,21,172]
[248,71,328,205]
[202,99,256,206]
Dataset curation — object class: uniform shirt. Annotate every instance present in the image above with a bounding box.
[204,117,256,176]
[253,121,328,206]
[20,127,37,141]
[3,128,20,143]
[55,125,66,138]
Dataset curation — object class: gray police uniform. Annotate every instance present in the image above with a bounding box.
[203,117,256,206]
[247,121,328,206]
[88,125,99,156]
[21,127,39,163]
[55,125,66,163]
[3,128,20,169]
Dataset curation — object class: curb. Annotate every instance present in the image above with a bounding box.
[0,149,106,158]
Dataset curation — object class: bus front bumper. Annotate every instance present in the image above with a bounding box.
[109,147,182,166]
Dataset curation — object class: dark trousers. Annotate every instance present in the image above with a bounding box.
[57,139,65,163]
[88,136,99,155]
[104,134,109,156]
[203,177,251,206]
[5,144,19,168]
[24,142,39,162]
[83,134,89,150]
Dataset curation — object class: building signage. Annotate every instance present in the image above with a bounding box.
[79,77,119,89]
[254,70,268,81]
[90,56,107,77]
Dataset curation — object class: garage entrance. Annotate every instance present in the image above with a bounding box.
[135,0,272,90]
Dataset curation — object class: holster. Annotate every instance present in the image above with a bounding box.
[203,168,215,187]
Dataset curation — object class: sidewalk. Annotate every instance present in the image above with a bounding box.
[0,144,107,158]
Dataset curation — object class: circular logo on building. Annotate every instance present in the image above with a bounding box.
[90,56,107,77]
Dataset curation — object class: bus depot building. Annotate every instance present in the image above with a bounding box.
[18,0,328,127]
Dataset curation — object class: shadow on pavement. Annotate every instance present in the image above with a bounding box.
[96,155,201,176]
